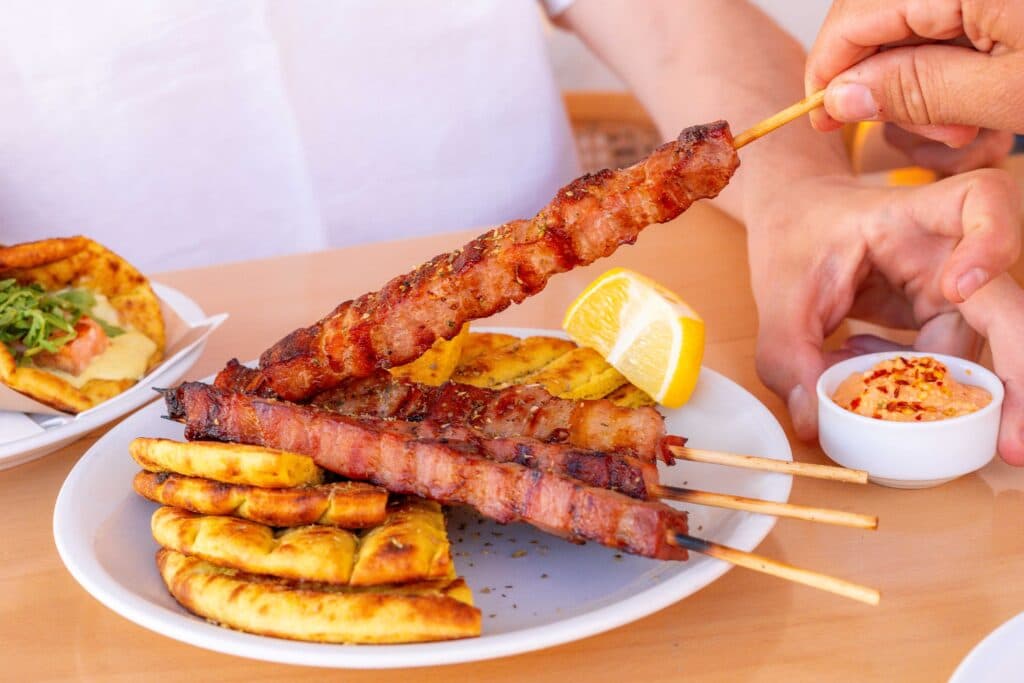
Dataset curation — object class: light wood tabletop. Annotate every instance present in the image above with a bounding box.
[3,164,1024,682]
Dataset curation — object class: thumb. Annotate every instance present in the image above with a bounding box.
[890,169,1021,303]
[940,170,1022,303]
[957,274,1024,465]
[755,322,828,442]
[823,44,1024,134]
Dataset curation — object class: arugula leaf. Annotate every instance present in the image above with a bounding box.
[0,279,123,361]
[54,288,95,311]
[92,317,125,338]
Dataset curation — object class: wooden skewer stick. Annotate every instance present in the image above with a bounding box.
[733,90,826,149]
[672,533,880,605]
[656,485,877,530]
[669,445,869,485]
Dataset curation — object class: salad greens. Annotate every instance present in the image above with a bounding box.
[0,278,124,361]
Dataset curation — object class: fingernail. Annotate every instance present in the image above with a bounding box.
[787,385,815,440]
[956,267,989,300]
[829,83,879,121]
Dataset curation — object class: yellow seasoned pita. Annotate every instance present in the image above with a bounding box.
[152,506,360,584]
[151,497,454,585]
[451,335,576,387]
[603,382,656,408]
[157,549,480,644]
[389,323,469,386]
[520,346,628,399]
[0,236,165,413]
[350,496,454,586]
[455,331,520,365]
[455,332,656,406]
[133,471,388,528]
[130,437,324,488]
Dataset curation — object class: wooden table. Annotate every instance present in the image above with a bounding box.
[4,172,1024,681]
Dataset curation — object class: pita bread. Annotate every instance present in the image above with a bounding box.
[152,506,359,584]
[130,437,324,488]
[151,497,454,586]
[133,471,388,528]
[157,549,480,644]
[350,496,454,586]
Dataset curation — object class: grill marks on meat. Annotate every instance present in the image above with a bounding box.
[217,361,670,464]
[311,370,667,462]
[259,123,739,400]
[215,361,679,498]
[166,383,689,560]
[215,362,660,498]
[356,416,658,500]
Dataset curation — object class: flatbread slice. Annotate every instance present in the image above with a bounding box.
[350,496,454,586]
[455,332,520,366]
[152,506,359,584]
[157,549,480,644]
[457,332,656,406]
[389,323,469,386]
[603,383,656,408]
[520,346,628,399]
[151,497,454,586]
[133,471,388,528]
[451,336,575,387]
[130,437,323,488]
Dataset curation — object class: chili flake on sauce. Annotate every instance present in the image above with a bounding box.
[831,356,991,422]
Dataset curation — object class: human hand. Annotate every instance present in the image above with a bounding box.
[805,0,1024,144]
[747,169,1024,463]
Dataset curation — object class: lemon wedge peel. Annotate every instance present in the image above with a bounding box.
[562,268,705,409]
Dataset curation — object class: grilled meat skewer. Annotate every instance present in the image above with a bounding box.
[335,414,656,500]
[215,360,662,498]
[259,122,739,401]
[164,382,690,560]
[208,365,663,497]
[211,362,878,530]
[216,360,678,464]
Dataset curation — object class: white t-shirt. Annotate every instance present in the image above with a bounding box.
[0,1,579,271]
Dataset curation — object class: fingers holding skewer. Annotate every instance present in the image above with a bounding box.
[656,485,878,530]
[671,533,881,606]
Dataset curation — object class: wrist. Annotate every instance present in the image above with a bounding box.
[741,143,855,232]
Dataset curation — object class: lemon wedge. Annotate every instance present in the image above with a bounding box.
[562,268,705,408]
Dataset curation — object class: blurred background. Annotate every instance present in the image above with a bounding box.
[545,2,834,173]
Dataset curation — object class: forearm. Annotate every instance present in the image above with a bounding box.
[558,0,853,222]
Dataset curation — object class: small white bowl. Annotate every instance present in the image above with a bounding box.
[816,351,1004,489]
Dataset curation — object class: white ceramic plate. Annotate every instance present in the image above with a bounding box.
[950,612,1024,682]
[53,327,792,668]
[0,284,211,471]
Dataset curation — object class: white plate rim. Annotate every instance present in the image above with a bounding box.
[53,325,792,668]
[950,611,1024,682]
[0,283,209,468]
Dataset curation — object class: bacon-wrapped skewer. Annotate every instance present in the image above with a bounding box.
[213,361,875,528]
[218,359,867,484]
[165,382,689,560]
[162,382,880,604]
[216,360,673,463]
